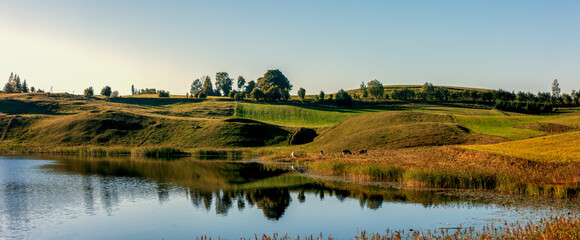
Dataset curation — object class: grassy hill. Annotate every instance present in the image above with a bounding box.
[0,92,579,163]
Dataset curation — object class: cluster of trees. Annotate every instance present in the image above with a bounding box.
[189,69,292,102]
[84,86,120,98]
[355,80,580,106]
[2,72,41,93]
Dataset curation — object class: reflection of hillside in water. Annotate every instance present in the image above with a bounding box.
[43,156,500,220]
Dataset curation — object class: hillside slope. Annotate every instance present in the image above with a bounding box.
[311,111,470,152]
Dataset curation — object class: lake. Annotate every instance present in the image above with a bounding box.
[0,155,577,240]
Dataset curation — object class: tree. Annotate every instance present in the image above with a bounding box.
[250,88,264,101]
[201,75,215,96]
[131,85,135,95]
[3,82,14,93]
[421,82,435,100]
[318,91,325,102]
[392,87,415,100]
[101,86,112,97]
[552,79,561,99]
[367,79,384,98]
[257,69,292,92]
[359,82,368,98]
[30,86,36,93]
[13,75,22,92]
[244,80,256,95]
[21,80,29,93]
[84,87,94,97]
[215,72,233,96]
[190,78,203,96]
[335,89,353,105]
[111,90,120,98]
[237,76,246,91]
[158,90,170,97]
[297,88,306,100]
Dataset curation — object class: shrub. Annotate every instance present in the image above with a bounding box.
[84,87,94,98]
[158,90,170,97]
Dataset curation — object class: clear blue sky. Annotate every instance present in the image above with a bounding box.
[1,1,579,95]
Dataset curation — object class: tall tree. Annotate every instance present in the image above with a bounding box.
[237,76,246,91]
[190,78,203,96]
[256,69,291,102]
[21,80,29,93]
[201,75,215,96]
[215,72,233,96]
[131,85,136,95]
[552,79,561,98]
[244,80,256,95]
[13,75,22,93]
[359,82,368,98]
[257,69,292,91]
[367,79,384,98]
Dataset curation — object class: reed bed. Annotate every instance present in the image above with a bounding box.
[130,146,188,158]
[306,147,580,198]
[193,215,579,240]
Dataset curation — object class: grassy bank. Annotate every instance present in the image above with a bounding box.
[303,147,579,198]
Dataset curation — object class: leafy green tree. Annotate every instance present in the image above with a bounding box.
[190,78,203,96]
[215,72,233,96]
[257,69,292,92]
[470,90,480,101]
[367,79,384,98]
[244,80,256,95]
[201,75,215,96]
[335,89,353,105]
[482,91,494,102]
[237,76,246,91]
[421,82,435,100]
[318,91,325,102]
[158,90,170,97]
[297,87,306,100]
[84,87,94,97]
[101,86,112,97]
[360,82,368,98]
[392,87,415,100]
[552,79,561,99]
[250,88,264,101]
[30,86,36,93]
[537,92,551,103]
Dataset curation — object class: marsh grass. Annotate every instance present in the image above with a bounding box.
[131,146,187,157]
[194,215,580,240]
[306,147,579,198]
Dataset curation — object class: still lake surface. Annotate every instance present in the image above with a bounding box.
[0,155,577,240]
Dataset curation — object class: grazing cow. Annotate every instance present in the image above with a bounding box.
[359,150,367,154]
[319,150,324,156]
[341,150,352,156]
[291,152,297,158]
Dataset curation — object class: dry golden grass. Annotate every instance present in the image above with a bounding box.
[462,131,580,162]
[299,146,579,197]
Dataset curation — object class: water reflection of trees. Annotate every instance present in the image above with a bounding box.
[43,155,506,220]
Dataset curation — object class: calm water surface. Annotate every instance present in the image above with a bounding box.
[0,155,577,240]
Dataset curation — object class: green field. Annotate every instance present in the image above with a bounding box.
[1,92,579,163]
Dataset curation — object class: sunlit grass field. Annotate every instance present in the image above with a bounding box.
[462,131,580,162]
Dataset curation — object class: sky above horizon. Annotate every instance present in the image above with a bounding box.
[1,1,579,95]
